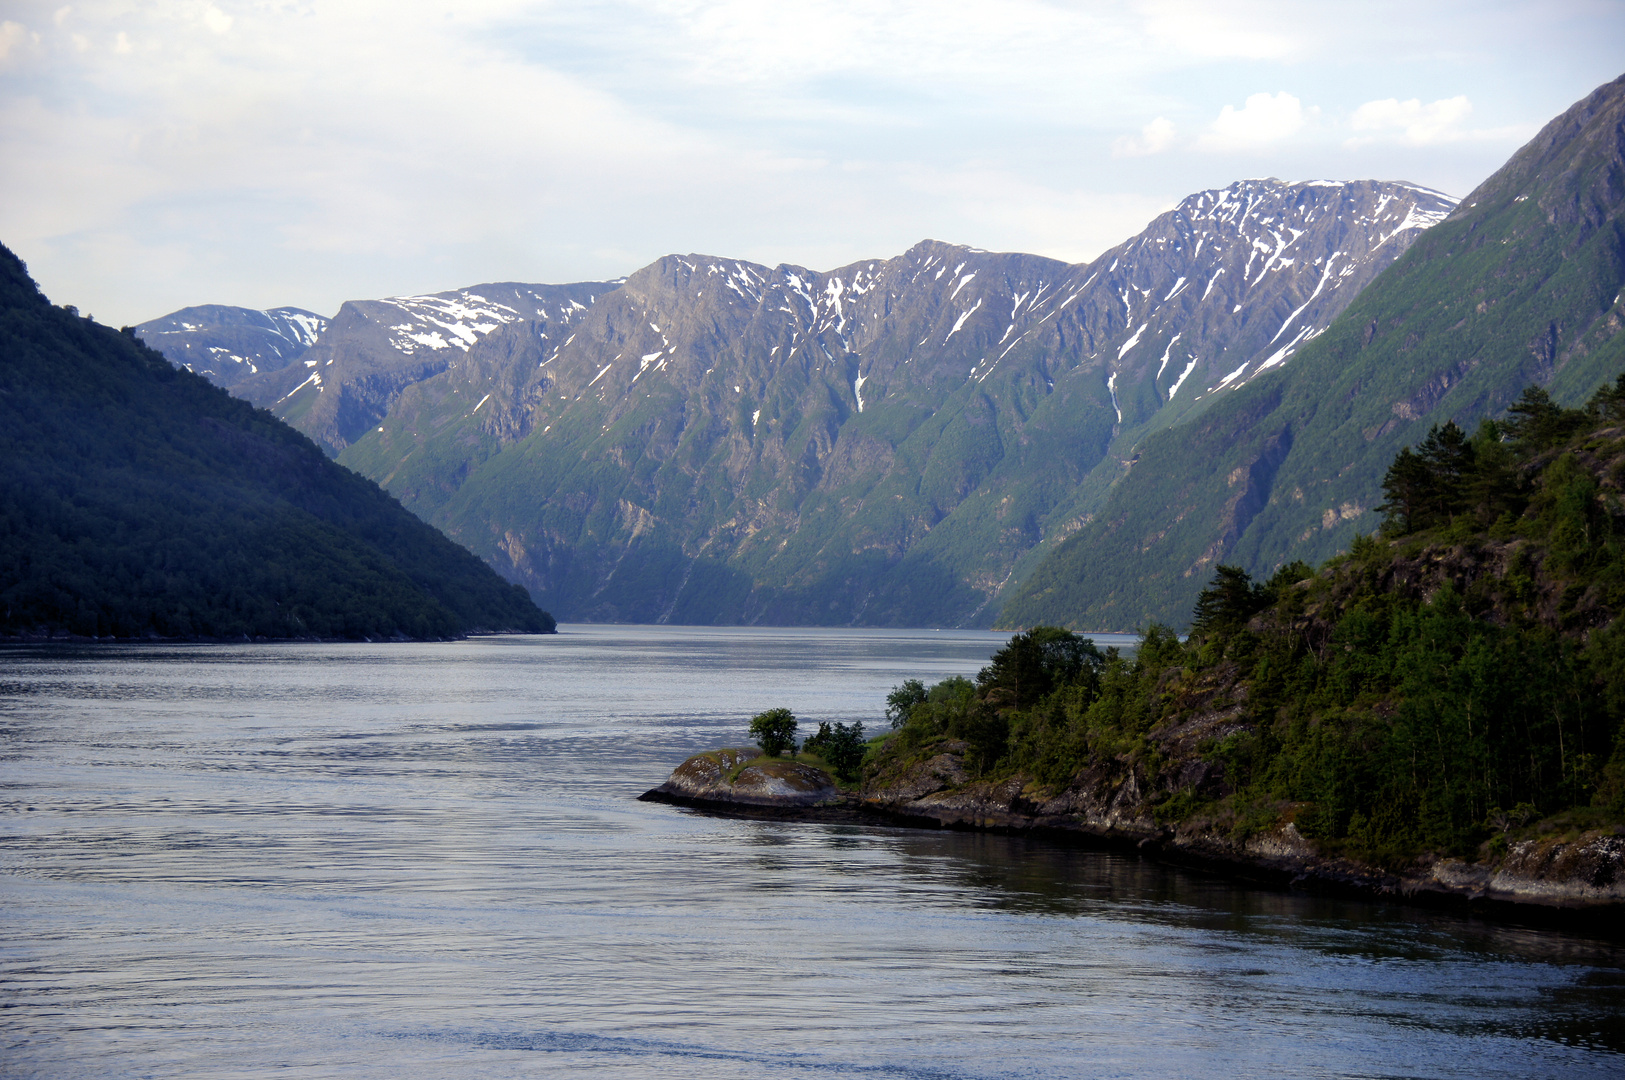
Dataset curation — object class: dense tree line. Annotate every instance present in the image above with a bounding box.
[876,379,1625,865]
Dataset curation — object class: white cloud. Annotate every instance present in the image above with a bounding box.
[201,4,231,35]
[0,0,1609,324]
[0,21,27,61]
[899,164,1171,265]
[514,0,1161,130]
[1113,117,1176,158]
[1136,0,1298,59]
[1349,95,1474,145]
[1197,91,1311,151]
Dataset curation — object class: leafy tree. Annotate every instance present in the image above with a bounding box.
[1588,372,1625,423]
[749,708,798,757]
[1464,419,1522,527]
[978,626,1103,710]
[803,721,833,752]
[1379,421,1477,534]
[893,675,976,748]
[1379,447,1430,535]
[1417,421,1475,521]
[885,678,928,729]
[1263,561,1314,597]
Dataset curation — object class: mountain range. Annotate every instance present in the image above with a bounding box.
[138,178,1456,625]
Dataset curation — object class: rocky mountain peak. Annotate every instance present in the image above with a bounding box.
[135,174,1461,627]
[134,304,327,390]
[1455,73,1625,241]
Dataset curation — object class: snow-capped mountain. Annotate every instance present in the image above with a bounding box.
[137,177,1455,625]
[134,305,326,389]
[331,179,1452,625]
[1039,179,1455,422]
[253,282,616,445]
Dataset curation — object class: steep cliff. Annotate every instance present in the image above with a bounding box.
[1005,73,1625,631]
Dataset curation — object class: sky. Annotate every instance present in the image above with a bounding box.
[2,1,1623,326]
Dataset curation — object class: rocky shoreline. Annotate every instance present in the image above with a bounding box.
[642,746,1625,931]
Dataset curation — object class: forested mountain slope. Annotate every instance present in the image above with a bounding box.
[0,244,553,640]
[869,379,1625,902]
[1003,73,1625,632]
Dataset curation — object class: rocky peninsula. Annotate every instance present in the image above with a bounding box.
[645,390,1625,930]
[643,740,1625,926]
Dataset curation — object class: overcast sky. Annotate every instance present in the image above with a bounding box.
[2,1,1622,325]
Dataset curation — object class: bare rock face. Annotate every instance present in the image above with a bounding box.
[864,742,971,803]
[862,740,1165,838]
[1433,832,1625,905]
[649,747,838,807]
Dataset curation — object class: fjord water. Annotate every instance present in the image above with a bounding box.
[2,628,1622,1079]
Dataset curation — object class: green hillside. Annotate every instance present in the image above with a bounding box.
[321,183,1447,627]
[881,381,1625,867]
[1002,73,1625,631]
[0,244,554,640]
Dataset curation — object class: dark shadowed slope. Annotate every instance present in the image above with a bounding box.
[0,244,553,640]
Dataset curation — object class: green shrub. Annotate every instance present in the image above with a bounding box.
[749,708,798,757]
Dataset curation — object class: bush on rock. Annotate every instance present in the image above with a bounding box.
[749,708,798,757]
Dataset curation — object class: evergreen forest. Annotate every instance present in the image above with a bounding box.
[0,244,554,640]
[876,378,1625,865]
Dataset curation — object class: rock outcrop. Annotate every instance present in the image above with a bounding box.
[644,740,1624,921]
[643,747,840,808]
[853,745,1625,918]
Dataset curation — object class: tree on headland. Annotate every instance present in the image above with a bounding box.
[749,708,798,757]
[885,679,927,729]
[976,626,1103,710]
[869,376,1625,862]
[803,720,866,781]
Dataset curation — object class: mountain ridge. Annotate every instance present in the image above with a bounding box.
[134,303,326,389]
[1002,73,1625,631]
[137,178,1457,625]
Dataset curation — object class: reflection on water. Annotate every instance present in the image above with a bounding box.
[1,626,1621,1079]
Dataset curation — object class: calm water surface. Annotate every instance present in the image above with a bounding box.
[1,626,1622,1079]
